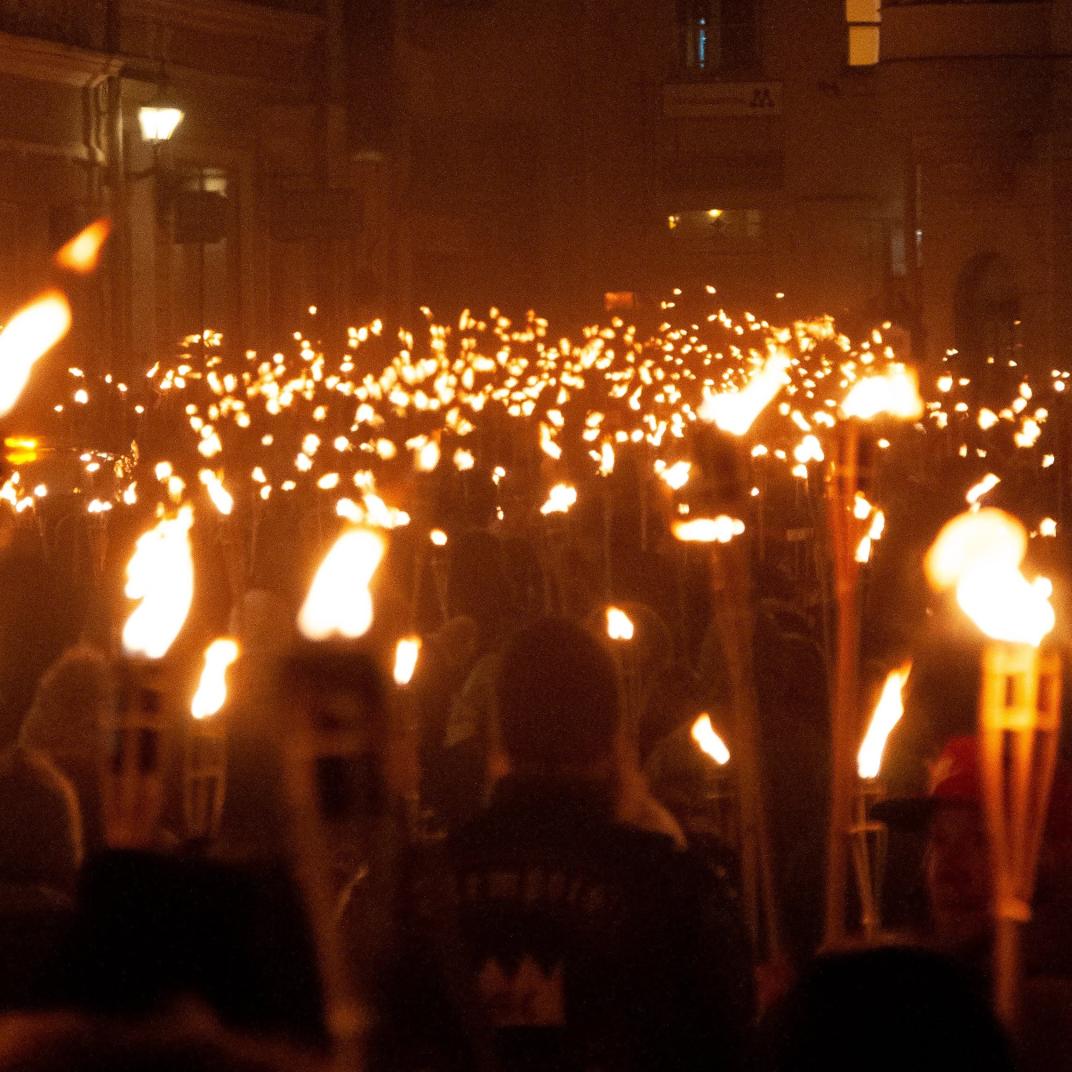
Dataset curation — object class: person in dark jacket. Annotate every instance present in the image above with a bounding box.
[444,617,753,1071]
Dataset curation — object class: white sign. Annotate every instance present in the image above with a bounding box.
[663,81,783,118]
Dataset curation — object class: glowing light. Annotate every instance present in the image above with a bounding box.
[430,528,448,547]
[199,469,234,515]
[925,509,1055,647]
[966,473,1001,506]
[606,606,635,641]
[700,349,791,435]
[691,713,730,766]
[0,291,72,417]
[191,638,240,720]
[298,527,386,641]
[857,664,912,779]
[393,636,422,686]
[658,460,691,491]
[121,506,195,660]
[671,516,745,543]
[540,483,577,516]
[841,365,924,421]
[1040,518,1058,537]
[54,219,111,274]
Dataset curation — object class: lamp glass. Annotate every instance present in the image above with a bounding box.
[139,105,184,144]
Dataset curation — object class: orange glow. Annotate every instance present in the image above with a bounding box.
[857,663,911,779]
[700,349,791,436]
[926,509,1055,647]
[671,516,745,544]
[55,219,112,274]
[393,635,422,686]
[121,506,195,660]
[691,713,730,766]
[841,364,924,421]
[605,606,635,641]
[0,291,72,417]
[298,527,385,641]
[191,638,240,720]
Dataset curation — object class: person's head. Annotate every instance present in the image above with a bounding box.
[496,618,619,778]
[20,645,113,757]
[0,746,82,893]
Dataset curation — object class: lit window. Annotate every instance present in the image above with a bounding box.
[679,0,710,71]
[666,208,764,250]
[846,0,880,67]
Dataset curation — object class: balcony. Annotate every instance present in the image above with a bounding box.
[881,1,1051,61]
[0,0,108,51]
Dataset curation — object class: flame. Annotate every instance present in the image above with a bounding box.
[4,436,39,465]
[605,606,635,641]
[198,469,234,515]
[0,291,72,417]
[430,528,448,546]
[925,509,1055,647]
[857,663,912,779]
[540,483,577,515]
[599,441,615,476]
[966,472,1000,506]
[700,349,791,435]
[393,635,422,686]
[671,516,745,543]
[121,506,196,659]
[691,713,730,766]
[191,638,240,720]
[54,219,111,274]
[298,527,386,641]
[841,364,924,421]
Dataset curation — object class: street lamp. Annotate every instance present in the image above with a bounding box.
[138,92,184,145]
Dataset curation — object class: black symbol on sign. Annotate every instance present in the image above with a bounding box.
[749,87,776,109]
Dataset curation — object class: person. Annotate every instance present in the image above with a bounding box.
[441,617,753,1071]
[0,746,83,1010]
[19,645,112,853]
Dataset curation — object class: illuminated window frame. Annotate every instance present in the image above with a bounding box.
[846,0,880,67]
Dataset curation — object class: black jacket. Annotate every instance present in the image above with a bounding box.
[443,776,753,1071]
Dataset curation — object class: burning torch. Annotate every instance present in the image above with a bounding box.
[184,638,239,846]
[926,507,1061,1025]
[851,663,911,941]
[824,364,922,947]
[106,505,195,849]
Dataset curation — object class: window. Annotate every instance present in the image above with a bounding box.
[677,0,757,74]
[666,208,764,251]
[846,0,880,67]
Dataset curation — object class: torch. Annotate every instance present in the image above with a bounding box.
[824,364,922,947]
[605,605,639,742]
[279,524,389,1051]
[690,712,737,848]
[184,638,239,847]
[391,634,423,834]
[670,346,790,960]
[851,663,911,941]
[925,507,1061,1025]
[106,505,195,849]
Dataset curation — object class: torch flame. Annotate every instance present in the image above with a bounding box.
[857,663,912,779]
[298,527,386,641]
[191,638,240,720]
[700,349,791,436]
[198,469,234,515]
[55,219,111,274]
[671,516,746,544]
[393,635,422,686]
[540,483,577,516]
[925,509,1055,647]
[606,606,635,641]
[691,713,731,766]
[841,364,924,421]
[0,291,72,418]
[122,506,196,660]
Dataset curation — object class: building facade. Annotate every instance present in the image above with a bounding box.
[0,0,393,383]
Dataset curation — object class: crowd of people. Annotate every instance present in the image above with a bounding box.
[0,521,1067,1072]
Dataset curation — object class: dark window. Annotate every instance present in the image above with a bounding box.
[677,0,757,74]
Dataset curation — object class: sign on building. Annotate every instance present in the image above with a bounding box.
[663,81,783,119]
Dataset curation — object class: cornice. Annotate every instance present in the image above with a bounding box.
[0,30,119,88]
[122,0,324,45]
